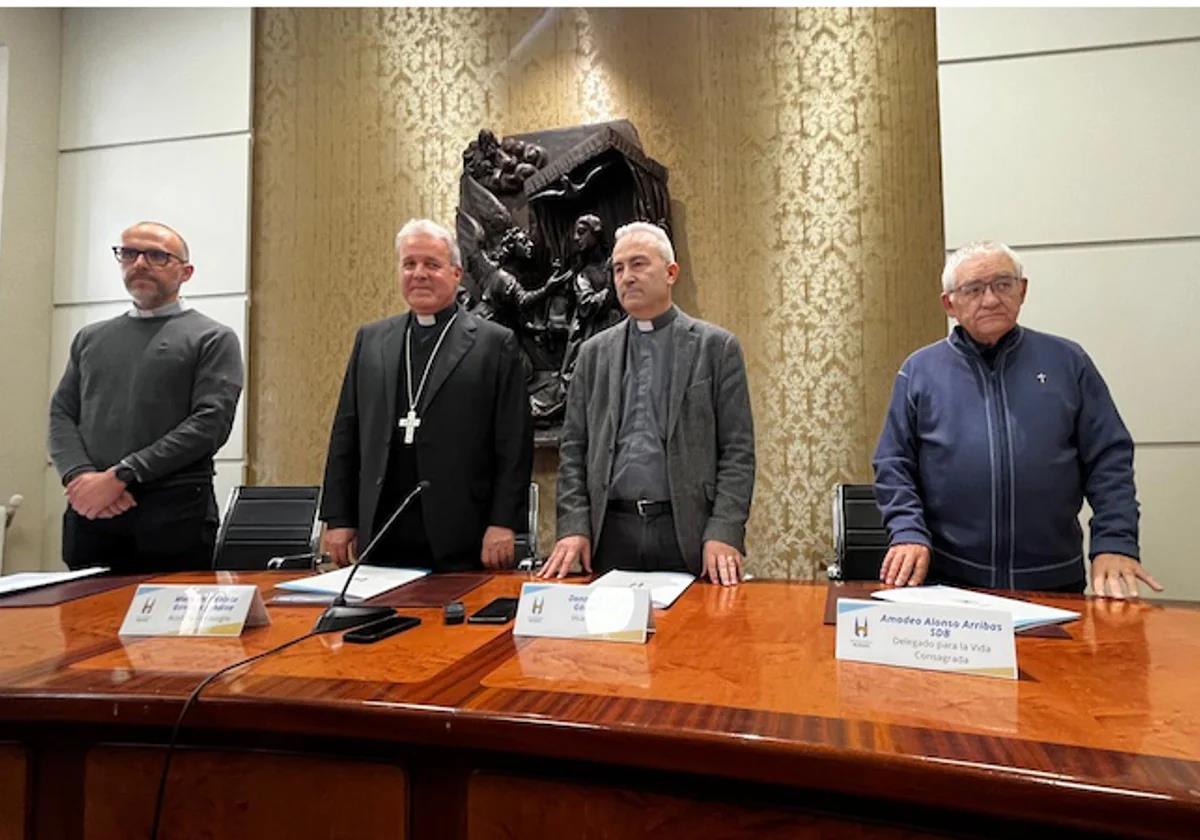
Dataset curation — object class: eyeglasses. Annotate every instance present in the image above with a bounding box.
[111,246,186,268]
[950,275,1022,300]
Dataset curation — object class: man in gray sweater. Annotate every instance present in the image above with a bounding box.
[48,222,243,571]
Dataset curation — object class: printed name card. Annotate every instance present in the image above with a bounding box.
[513,582,653,644]
[835,598,1016,680]
[119,584,271,637]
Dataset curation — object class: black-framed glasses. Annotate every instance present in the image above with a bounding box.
[951,275,1022,300]
[111,246,186,268]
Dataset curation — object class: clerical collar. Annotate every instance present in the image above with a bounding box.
[412,303,457,328]
[127,299,188,319]
[632,305,678,333]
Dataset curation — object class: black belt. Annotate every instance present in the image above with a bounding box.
[608,499,672,517]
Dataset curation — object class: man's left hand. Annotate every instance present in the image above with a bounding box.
[65,469,128,520]
[702,540,744,586]
[481,526,516,569]
[1091,553,1163,599]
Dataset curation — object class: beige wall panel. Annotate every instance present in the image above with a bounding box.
[937,9,1200,62]
[1132,446,1200,602]
[0,8,61,575]
[60,8,252,149]
[49,295,249,462]
[1014,241,1200,444]
[41,465,64,571]
[54,135,251,304]
[940,42,1200,249]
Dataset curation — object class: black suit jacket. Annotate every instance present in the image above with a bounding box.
[320,306,533,559]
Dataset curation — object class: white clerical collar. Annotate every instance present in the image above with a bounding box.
[633,305,678,333]
[128,298,188,319]
[415,313,436,326]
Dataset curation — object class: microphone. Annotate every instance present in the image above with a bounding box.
[4,494,22,530]
[313,480,430,633]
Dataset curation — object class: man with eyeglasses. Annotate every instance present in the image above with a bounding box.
[872,240,1160,598]
[48,221,242,571]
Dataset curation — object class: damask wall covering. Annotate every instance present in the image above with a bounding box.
[250,7,945,579]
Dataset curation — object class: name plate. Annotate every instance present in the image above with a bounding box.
[119,584,270,637]
[513,582,653,644]
[835,598,1016,680]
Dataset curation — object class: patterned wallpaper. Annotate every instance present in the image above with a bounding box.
[250,8,946,579]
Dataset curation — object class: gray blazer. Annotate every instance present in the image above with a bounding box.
[556,308,755,574]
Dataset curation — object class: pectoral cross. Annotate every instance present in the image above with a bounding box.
[1036,372,1047,384]
[398,409,421,445]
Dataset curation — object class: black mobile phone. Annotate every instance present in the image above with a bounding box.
[343,614,421,644]
[467,597,519,624]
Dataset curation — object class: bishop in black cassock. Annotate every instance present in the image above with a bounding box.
[319,219,532,571]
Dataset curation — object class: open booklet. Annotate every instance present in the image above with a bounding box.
[274,565,429,603]
[872,585,1080,631]
[590,570,695,609]
[0,567,109,597]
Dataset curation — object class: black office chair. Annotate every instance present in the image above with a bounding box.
[828,483,889,581]
[213,486,323,570]
[514,483,540,569]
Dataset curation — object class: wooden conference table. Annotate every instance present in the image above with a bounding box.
[0,571,1196,839]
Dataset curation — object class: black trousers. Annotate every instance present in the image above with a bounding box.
[62,483,218,573]
[593,509,688,575]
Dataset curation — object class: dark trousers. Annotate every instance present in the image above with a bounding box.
[369,497,482,572]
[593,509,688,575]
[62,483,218,573]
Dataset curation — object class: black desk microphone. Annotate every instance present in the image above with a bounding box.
[313,480,430,633]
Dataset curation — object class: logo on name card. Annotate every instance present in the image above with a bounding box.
[531,596,544,615]
[141,598,156,615]
[854,617,868,638]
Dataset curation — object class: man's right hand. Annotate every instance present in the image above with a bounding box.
[538,535,591,579]
[880,543,931,587]
[322,527,358,567]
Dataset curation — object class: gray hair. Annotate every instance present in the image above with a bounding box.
[614,221,675,264]
[395,218,462,268]
[942,241,1024,293]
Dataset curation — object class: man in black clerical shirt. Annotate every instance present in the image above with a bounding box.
[541,222,755,585]
[319,219,532,571]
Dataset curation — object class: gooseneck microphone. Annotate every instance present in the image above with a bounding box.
[313,480,431,633]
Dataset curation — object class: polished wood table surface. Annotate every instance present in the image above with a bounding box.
[0,571,1197,839]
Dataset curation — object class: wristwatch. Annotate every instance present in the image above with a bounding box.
[113,463,138,485]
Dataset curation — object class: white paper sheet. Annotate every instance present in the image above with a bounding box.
[872,585,1080,630]
[275,565,429,602]
[0,567,109,597]
[590,570,695,609]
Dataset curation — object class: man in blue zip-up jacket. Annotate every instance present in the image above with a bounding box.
[872,241,1162,598]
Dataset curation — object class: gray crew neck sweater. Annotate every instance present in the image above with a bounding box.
[48,308,243,489]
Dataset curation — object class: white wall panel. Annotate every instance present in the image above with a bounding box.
[54,134,250,303]
[1131,446,1200,601]
[937,9,1200,62]
[940,42,1200,249]
[48,295,249,461]
[214,461,245,518]
[59,8,252,150]
[1014,241,1200,444]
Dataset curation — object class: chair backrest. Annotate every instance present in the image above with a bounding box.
[513,482,539,563]
[213,486,322,570]
[830,483,889,581]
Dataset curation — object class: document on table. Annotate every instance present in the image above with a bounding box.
[590,570,695,609]
[872,585,1080,631]
[275,565,429,602]
[0,567,109,596]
